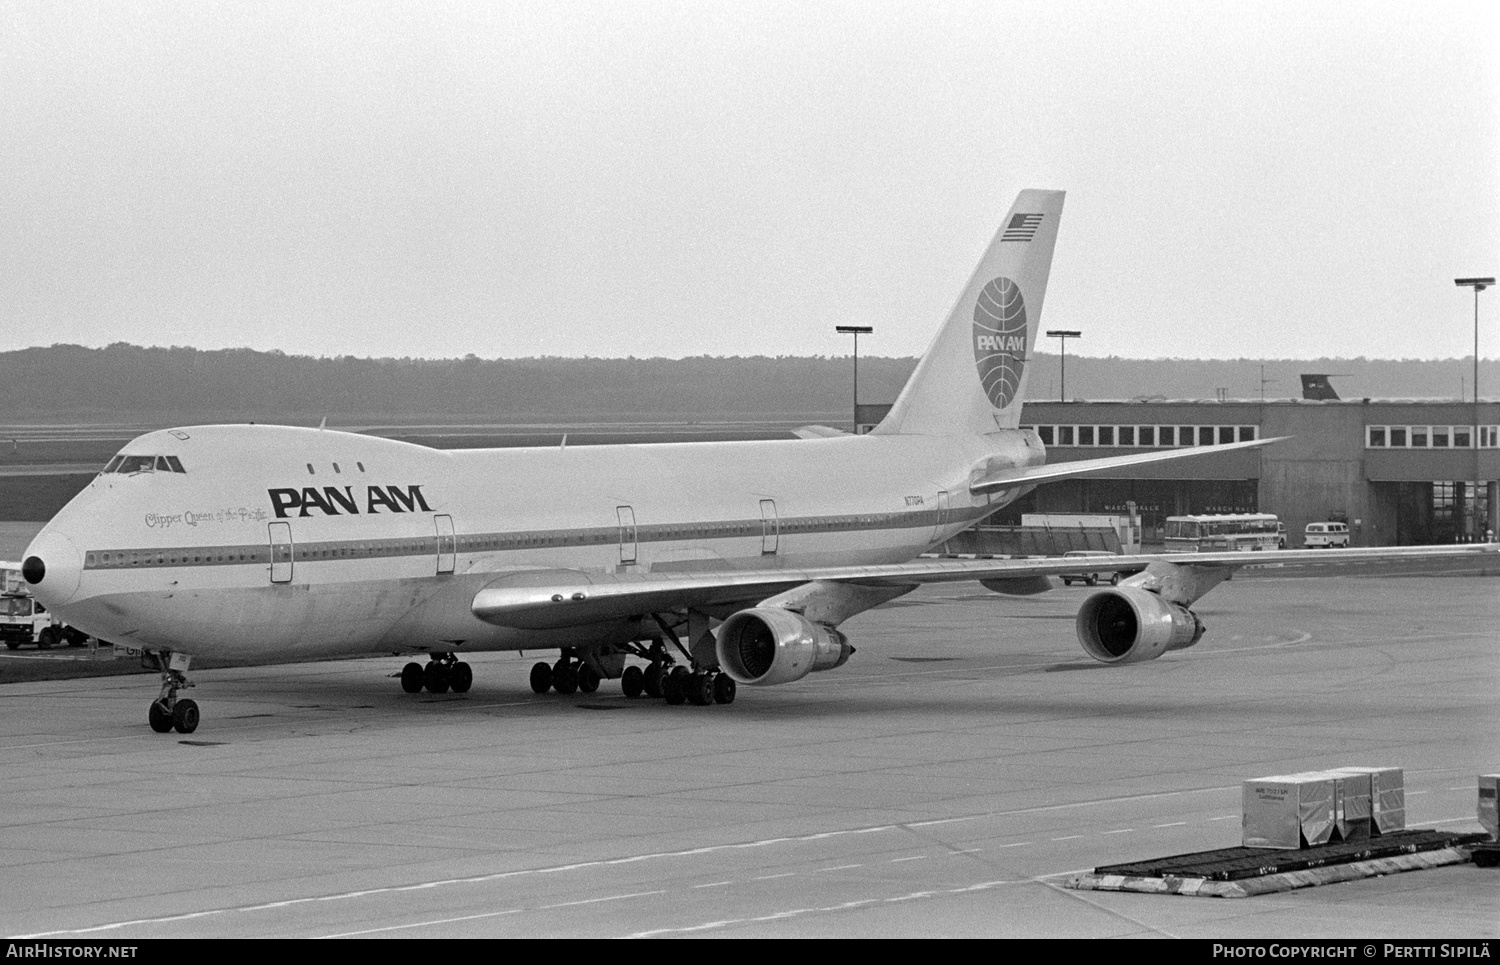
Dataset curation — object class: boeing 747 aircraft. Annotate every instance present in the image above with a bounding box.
[19,190,1496,732]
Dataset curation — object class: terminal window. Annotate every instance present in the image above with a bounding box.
[1365,425,1497,448]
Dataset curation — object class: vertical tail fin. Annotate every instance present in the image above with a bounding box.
[872,189,1065,436]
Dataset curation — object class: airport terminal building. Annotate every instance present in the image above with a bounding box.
[862,397,1500,547]
[1009,398,1500,546]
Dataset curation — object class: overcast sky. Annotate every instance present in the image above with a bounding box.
[3,1,1497,361]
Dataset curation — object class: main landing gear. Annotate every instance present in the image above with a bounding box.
[145,652,199,734]
[530,640,736,706]
[528,649,602,695]
[400,652,473,694]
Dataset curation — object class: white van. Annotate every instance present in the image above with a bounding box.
[1304,522,1350,549]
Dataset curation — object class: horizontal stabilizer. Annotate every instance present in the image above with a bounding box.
[792,425,851,439]
[969,437,1286,494]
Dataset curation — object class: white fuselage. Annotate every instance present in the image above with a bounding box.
[26,424,1041,662]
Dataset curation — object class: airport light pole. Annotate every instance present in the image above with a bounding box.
[1046,330,1081,401]
[836,325,873,433]
[1456,277,1494,541]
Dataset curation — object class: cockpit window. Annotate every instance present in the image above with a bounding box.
[104,454,187,474]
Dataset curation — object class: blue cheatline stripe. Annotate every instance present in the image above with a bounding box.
[82,504,994,572]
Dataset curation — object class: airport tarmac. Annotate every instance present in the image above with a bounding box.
[1,569,1496,938]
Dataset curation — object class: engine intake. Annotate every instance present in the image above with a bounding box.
[1075,586,1204,664]
[716,607,853,686]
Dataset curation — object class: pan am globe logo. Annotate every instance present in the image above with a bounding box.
[972,276,1028,409]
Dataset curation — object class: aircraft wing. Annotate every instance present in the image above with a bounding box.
[470,543,1498,630]
[969,437,1286,493]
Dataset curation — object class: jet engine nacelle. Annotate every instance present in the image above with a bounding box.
[1075,586,1205,665]
[716,607,854,686]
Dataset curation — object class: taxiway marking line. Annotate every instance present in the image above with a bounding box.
[13,824,904,938]
[540,889,668,910]
[321,908,524,938]
[18,785,1365,938]
[624,876,1034,938]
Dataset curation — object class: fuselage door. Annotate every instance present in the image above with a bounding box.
[617,505,637,565]
[269,522,294,584]
[933,490,951,543]
[435,514,456,575]
[760,498,779,555]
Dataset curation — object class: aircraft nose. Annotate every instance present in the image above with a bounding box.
[23,529,83,606]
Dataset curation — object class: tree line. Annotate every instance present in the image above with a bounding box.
[0,343,1492,419]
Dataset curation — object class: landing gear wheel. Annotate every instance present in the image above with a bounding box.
[449,662,473,694]
[576,663,601,694]
[171,699,200,734]
[423,661,450,694]
[400,662,425,693]
[687,672,714,706]
[148,699,174,733]
[663,666,689,705]
[552,659,579,695]
[621,665,645,698]
[529,661,554,694]
[642,663,664,699]
[713,673,737,705]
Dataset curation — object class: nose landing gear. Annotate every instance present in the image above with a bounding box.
[145,652,199,734]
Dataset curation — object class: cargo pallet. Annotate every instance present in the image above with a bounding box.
[1066,830,1489,898]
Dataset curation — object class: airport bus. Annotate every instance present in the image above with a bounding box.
[1163,513,1282,553]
